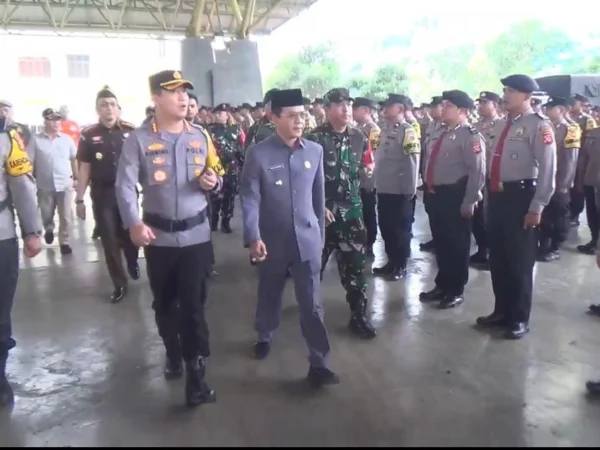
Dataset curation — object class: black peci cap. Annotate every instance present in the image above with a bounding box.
[271,89,304,108]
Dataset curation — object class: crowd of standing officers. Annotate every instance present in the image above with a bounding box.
[2,69,600,410]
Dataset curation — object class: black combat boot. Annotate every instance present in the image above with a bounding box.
[164,338,183,380]
[220,218,233,234]
[184,357,216,408]
[372,261,394,276]
[577,241,597,255]
[348,298,376,339]
[469,249,489,266]
[0,350,14,407]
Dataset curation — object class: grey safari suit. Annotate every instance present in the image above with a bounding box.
[240,133,330,368]
[115,119,223,363]
[0,131,43,355]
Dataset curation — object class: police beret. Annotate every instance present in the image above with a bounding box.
[573,93,590,103]
[478,91,501,103]
[254,102,264,109]
[263,89,279,105]
[442,90,475,109]
[42,108,61,120]
[500,74,539,94]
[213,103,230,113]
[96,85,117,101]
[241,102,252,110]
[430,96,443,107]
[271,89,304,109]
[381,93,410,107]
[148,70,194,93]
[312,98,324,105]
[324,88,353,106]
[544,96,569,108]
[353,97,377,109]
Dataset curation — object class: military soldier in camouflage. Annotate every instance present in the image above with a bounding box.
[0,111,43,406]
[352,97,381,254]
[207,103,245,233]
[245,90,279,149]
[305,88,377,340]
[538,96,580,261]
[302,97,318,133]
[311,98,326,127]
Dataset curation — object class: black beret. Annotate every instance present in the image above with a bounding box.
[544,96,569,108]
[42,108,61,120]
[263,89,279,104]
[430,96,443,107]
[324,88,353,105]
[271,89,304,108]
[442,90,475,109]
[478,91,501,103]
[302,97,311,106]
[312,98,324,105]
[254,102,264,109]
[573,93,590,103]
[213,103,230,113]
[500,74,539,94]
[96,85,117,101]
[353,97,377,109]
[198,105,208,111]
[241,102,252,110]
[381,93,410,107]
[148,70,194,93]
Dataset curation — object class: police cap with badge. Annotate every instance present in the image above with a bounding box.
[148,70,194,93]
[442,90,475,109]
[379,93,410,108]
[213,103,231,113]
[478,91,501,103]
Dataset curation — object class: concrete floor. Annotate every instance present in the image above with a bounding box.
[2,199,600,447]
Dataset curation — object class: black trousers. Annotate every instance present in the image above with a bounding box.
[145,242,214,361]
[472,199,487,251]
[360,188,377,247]
[92,194,139,289]
[569,187,585,220]
[0,238,18,354]
[428,179,471,296]
[584,185,599,243]
[377,193,413,268]
[539,192,570,248]
[488,183,537,324]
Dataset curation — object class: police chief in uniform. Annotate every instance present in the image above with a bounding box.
[538,96,580,262]
[476,74,556,339]
[76,86,140,304]
[240,88,339,388]
[116,70,223,408]
[0,120,43,406]
[305,88,377,340]
[420,91,486,309]
[373,94,420,281]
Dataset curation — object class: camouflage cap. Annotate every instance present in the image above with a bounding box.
[323,88,353,106]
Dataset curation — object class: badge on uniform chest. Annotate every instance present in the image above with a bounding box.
[304,161,311,169]
[95,152,103,160]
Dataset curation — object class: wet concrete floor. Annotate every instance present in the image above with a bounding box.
[1,198,600,446]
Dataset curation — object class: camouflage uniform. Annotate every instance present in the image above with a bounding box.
[245,117,276,149]
[207,122,245,232]
[305,103,376,339]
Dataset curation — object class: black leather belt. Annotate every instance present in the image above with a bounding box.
[143,209,208,233]
[488,179,537,192]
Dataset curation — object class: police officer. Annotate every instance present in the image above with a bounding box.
[469,91,502,268]
[116,70,223,408]
[0,100,32,146]
[245,90,279,149]
[419,90,485,309]
[576,122,600,255]
[240,88,339,388]
[207,103,245,233]
[476,74,556,339]
[373,94,420,280]
[419,96,445,253]
[538,96,580,261]
[0,118,43,406]
[352,97,381,254]
[305,88,376,340]
[75,86,140,303]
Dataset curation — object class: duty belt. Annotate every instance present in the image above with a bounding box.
[143,208,208,233]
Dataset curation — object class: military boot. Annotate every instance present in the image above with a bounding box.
[348,298,377,339]
[184,357,216,408]
[220,218,233,234]
[163,338,183,381]
[0,350,14,407]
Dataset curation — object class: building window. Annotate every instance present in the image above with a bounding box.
[18,57,52,78]
[66,54,90,78]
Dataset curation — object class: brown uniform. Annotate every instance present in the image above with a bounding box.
[77,121,139,290]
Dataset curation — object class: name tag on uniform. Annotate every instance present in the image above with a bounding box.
[269,164,284,170]
[275,180,283,186]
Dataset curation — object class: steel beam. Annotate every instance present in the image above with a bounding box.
[248,0,283,32]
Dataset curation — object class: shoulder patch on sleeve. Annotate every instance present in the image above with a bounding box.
[564,124,582,149]
[540,123,554,145]
[402,128,420,155]
[368,128,381,150]
[5,129,32,176]
[586,117,598,131]
[199,128,225,177]
[471,133,483,154]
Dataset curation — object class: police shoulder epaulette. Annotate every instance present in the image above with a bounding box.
[535,112,549,120]
[467,125,478,135]
[81,123,98,134]
[119,120,136,129]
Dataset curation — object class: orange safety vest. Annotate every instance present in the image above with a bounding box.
[60,119,81,146]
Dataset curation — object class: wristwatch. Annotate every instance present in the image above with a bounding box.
[75,199,84,204]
